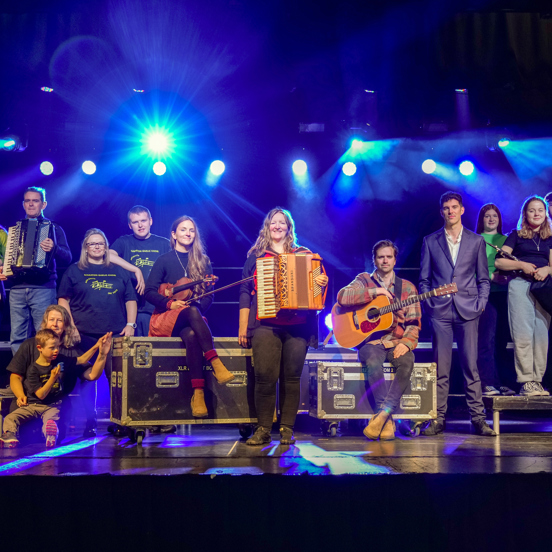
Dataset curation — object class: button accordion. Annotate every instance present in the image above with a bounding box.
[256,253,327,319]
[3,219,56,277]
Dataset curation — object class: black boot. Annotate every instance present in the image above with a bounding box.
[246,426,272,446]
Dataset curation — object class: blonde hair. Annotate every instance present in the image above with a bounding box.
[248,207,299,257]
[39,304,77,349]
[170,216,210,294]
[78,228,111,270]
[35,329,59,349]
[517,196,552,240]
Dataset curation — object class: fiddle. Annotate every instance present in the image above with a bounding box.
[158,275,219,302]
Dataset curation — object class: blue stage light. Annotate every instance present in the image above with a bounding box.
[82,161,96,175]
[459,160,474,176]
[292,160,307,176]
[422,159,436,174]
[498,138,510,148]
[153,161,166,176]
[210,160,225,176]
[147,132,168,154]
[40,161,54,175]
[325,313,333,331]
[351,139,364,150]
[342,162,357,176]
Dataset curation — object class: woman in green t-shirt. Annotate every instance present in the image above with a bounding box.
[475,204,515,396]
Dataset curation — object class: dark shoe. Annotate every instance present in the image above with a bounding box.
[482,385,500,396]
[421,420,445,436]
[246,426,272,446]
[83,420,97,438]
[150,425,177,434]
[279,426,296,445]
[472,419,497,436]
[499,386,516,396]
[108,424,128,437]
[45,420,58,448]
[0,431,19,448]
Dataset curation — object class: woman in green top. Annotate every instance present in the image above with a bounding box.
[475,204,515,396]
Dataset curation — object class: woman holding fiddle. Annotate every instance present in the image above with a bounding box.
[239,207,328,446]
[495,196,552,396]
[144,215,234,418]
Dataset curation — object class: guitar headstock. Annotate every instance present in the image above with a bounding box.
[435,282,458,296]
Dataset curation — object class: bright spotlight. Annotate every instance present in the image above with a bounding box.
[325,313,333,331]
[292,160,307,176]
[422,159,437,174]
[210,160,225,176]
[40,161,54,176]
[498,138,510,148]
[148,132,168,154]
[351,139,364,150]
[459,160,474,176]
[342,162,357,176]
[153,161,166,176]
[1,134,26,152]
[82,161,96,175]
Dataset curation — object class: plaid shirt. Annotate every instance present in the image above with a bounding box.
[337,271,421,350]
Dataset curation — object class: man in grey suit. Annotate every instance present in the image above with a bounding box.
[420,191,496,436]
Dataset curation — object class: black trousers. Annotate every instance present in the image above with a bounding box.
[251,325,309,429]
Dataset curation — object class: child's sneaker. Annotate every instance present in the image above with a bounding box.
[45,420,58,448]
[0,431,19,448]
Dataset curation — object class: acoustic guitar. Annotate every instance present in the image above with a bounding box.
[331,283,458,348]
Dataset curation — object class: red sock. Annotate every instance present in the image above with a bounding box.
[191,379,205,389]
[204,349,218,362]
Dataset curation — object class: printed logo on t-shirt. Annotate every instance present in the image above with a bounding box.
[130,254,156,268]
[85,275,119,294]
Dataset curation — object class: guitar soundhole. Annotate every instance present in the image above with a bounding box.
[366,308,380,322]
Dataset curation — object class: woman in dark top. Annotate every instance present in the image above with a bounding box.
[495,196,552,396]
[144,215,234,418]
[239,207,328,446]
[58,228,138,432]
[475,203,515,396]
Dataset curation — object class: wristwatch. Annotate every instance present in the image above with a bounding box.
[126,323,137,328]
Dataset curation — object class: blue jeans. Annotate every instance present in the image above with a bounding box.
[9,287,57,354]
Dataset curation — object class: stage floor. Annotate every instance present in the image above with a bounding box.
[2,418,552,476]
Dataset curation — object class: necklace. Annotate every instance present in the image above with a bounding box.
[532,235,541,251]
[174,249,188,277]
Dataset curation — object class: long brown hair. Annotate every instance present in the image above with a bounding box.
[78,228,111,270]
[476,203,503,235]
[248,207,299,257]
[39,304,77,349]
[170,215,210,293]
[517,196,552,239]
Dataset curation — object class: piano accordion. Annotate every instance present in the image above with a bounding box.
[4,219,56,277]
[256,253,327,319]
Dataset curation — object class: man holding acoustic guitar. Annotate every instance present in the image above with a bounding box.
[336,240,422,441]
[420,191,495,437]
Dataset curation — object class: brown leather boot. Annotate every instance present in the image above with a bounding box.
[379,416,396,441]
[191,389,208,417]
[363,410,389,440]
[210,357,235,384]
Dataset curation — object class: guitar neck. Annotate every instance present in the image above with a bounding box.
[378,289,438,315]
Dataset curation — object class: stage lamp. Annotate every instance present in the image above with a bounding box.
[342,162,357,176]
[40,161,54,176]
[459,160,474,176]
[325,313,333,332]
[351,139,364,150]
[1,134,26,152]
[292,160,307,176]
[498,138,510,148]
[422,159,436,174]
[210,160,225,176]
[153,161,166,176]
[82,161,96,175]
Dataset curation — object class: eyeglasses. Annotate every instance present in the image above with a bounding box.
[86,242,106,248]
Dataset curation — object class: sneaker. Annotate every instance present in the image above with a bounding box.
[45,420,58,448]
[246,426,272,446]
[471,418,497,436]
[482,386,500,396]
[534,382,550,396]
[0,431,19,448]
[519,382,541,396]
[279,426,296,445]
[499,386,516,396]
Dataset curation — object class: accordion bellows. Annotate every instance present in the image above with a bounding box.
[256,253,327,319]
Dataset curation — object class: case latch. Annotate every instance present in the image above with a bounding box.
[410,366,428,391]
[327,366,345,391]
[134,343,153,368]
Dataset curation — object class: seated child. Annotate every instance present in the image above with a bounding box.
[0,328,112,449]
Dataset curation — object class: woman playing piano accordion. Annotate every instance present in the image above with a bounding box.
[144,215,234,418]
[238,208,328,445]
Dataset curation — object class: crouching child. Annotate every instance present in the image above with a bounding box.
[0,328,112,448]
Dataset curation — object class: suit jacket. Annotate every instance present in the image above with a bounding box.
[419,227,490,321]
